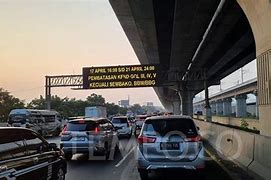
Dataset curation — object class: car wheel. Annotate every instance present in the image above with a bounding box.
[128,133,132,139]
[113,143,120,158]
[55,167,65,180]
[196,171,205,180]
[54,128,61,137]
[64,153,72,161]
[38,130,43,137]
[104,143,110,160]
[138,169,148,180]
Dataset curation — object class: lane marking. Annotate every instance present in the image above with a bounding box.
[115,146,136,168]
[205,148,239,180]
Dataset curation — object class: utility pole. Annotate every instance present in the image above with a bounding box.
[204,71,212,122]
[45,76,51,110]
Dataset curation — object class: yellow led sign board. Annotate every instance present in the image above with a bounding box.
[82,64,162,89]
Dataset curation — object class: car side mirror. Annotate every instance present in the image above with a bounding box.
[197,126,200,131]
[49,143,58,150]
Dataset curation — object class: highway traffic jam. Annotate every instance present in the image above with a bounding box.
[0,107,232,180]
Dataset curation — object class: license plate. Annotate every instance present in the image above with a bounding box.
[160,142,180,150]
[73,137,85,141]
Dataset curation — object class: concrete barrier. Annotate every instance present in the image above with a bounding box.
[195,120,235,160]
[193,115,260,130]
[231,129,255,168]
[0,122,7,127]
[194,119,269,180]
[248,135,271,179]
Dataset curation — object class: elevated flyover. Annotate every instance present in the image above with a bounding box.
[194,78,257,118]
[194,78,259,130]
[109,0,271,137]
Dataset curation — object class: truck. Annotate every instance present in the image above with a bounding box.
[7,109,62,137]
[85,106,107,118]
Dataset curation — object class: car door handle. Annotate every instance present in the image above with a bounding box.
[33,157,39,164]
[0,165,7,173]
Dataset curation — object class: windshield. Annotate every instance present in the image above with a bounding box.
[143,119,197,137]
[8,114,28,124]
[67,121,97,131]
[112,118,128,124]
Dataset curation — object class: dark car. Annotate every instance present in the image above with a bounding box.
[134,115,149,136]
[0,127,67,180]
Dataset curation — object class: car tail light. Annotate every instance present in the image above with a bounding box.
[184,135,202,142]
[78,120,85,124]
[137,135,156,144]
[94,127,100,133]
[60,126,68,136]
[196,164,205,170]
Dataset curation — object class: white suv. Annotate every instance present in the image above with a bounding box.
[137,115,205,179]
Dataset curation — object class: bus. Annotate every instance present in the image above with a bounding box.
[7,109,62,137]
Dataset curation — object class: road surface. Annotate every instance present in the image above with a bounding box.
[46,136,245,180]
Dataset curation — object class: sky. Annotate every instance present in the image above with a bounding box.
[0,0,163,106]
[0,0,257,107]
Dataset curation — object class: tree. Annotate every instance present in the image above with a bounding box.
[27,95,46,109]
[129,104,145,115]
[105,102,127,117]
[0,88,24,122]
[86,93,105,106]
[27,93,126,118]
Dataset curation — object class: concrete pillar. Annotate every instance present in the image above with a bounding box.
[235,94,247,118]
[194,105,200,114]
[236,0,271,136]
[179,91,194,117]
[223,98,232,116]
[211,103,216,115]
[198,104,201,112]
[172,101,181,115]
[201,104,206,116]
[253,91,259,118]
[257,50,271,136]
[204,80,212,122]
[216,100,223,115]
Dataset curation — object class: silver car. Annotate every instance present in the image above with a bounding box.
[111,116,133,138]
[60,118,119,160]
[137,115,205,179]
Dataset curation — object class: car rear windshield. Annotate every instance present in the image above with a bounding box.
[143,118,197,137]
[136,116,147,120]
[112,118,127,124]
[8,114,27,123]
[67,121,97,131]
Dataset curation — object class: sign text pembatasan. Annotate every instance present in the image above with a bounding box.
[82,64,162,89]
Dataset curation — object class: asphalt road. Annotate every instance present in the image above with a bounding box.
[46,136,233,180]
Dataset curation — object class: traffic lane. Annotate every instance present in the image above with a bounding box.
[62,136,138,180]
[45,136,138,180]
[47,136,233,180]
[115,147,232,180]
[143,154,232,180]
